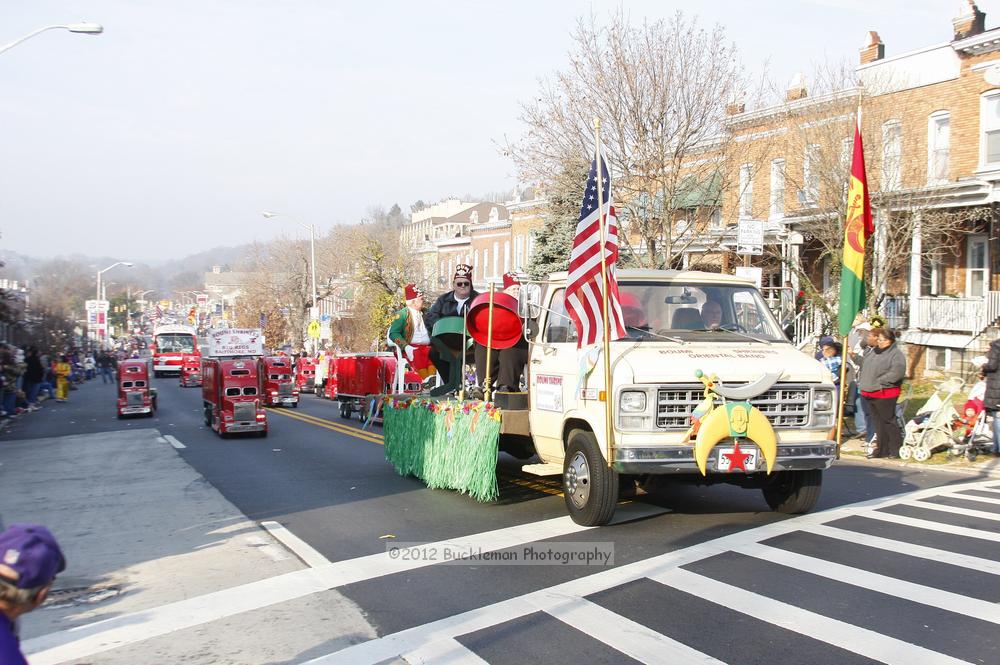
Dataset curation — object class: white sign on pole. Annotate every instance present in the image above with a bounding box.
[309,306,320,321]
[734,266,764,289]
[736,220,764,256]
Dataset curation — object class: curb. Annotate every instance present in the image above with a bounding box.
[838,446,1000,479]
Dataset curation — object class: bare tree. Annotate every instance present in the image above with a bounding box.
[510,10,766,268]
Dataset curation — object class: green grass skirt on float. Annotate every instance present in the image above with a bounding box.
[381,397,501,502]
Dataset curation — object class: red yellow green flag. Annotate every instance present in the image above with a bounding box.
[838,122,874,337]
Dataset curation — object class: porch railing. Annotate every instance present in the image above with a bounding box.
[912,296,994,334]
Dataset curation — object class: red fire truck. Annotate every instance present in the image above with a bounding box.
[335,352,421,421]
[201,329,267,438]
[295,357,316,392]
[321,355,338,400]
[179,354,202,387]
[259,356,298,407]
[152,324,199,377]
[116,359,157,418]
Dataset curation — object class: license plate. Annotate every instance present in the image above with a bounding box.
[716,445,757,472]
[282,398,296,403]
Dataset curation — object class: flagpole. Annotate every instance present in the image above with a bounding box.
[834,335,849,458]
[593,117,616,469]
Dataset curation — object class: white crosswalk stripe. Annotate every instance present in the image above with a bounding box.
[304,478,1000,665]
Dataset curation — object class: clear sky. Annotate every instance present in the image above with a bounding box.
[0,0,970,261]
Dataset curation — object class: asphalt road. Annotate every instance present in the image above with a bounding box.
[11,375,999,664]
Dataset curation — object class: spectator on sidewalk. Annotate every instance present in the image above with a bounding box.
[981,339,1000,457]
[22,348,44,410]
[0,524,66,665]
[847,323,874,441]
[858,326,906,459]
[1,346,24,419]
[98,352,115,384]
[83,354,96,380]
[53,355,71,402]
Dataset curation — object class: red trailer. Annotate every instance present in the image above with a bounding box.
[259,356,298,407]
[335,352,421,421]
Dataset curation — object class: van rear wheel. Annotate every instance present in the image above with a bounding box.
[563,429,618,526]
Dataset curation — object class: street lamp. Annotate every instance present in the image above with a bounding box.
[93,261,131,346]
[263,211,318,352]
[0,22,103,56]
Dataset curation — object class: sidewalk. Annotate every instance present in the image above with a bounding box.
[0,426,376,664]
[839,434,1000,478]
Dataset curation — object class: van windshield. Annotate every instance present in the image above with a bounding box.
[545,282,787,343]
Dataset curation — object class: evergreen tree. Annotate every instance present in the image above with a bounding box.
[526,157,589,279]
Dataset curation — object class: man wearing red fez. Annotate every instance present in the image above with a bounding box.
[388,283,435,380]
[425,265,480,389]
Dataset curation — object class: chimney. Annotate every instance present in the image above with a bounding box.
[785,73,807,102]
[726,101,745,115]
[860,31,885,64]
[954,1,986,40]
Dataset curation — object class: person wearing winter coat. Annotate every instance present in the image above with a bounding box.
[981,338,1000,456]
[857,326,907,458]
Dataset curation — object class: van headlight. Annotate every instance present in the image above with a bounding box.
[813,389,834,412]
[619,391,647,413]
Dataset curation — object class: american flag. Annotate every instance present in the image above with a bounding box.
[565,154,626,348]
[152,304,163,322]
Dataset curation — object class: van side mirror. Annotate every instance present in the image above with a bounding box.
[518,283,542,320]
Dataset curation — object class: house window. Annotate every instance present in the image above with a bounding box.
[981,91,1000,167]
[483,248,488,278]
[527,233,536,261]
[921,257,945,296]
[968,233,990,298]
[803,145,820,203]
[738,164,753,218]
[709,209,723,230]
[928,112,950,184]
[925,347,951,371]
[493,242,499,278]
[769,159,785,217]
[504,240,511,273]
[881,120,902,191]
[514,235,524,269]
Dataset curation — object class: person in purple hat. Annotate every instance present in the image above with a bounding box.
[0,523,66,665]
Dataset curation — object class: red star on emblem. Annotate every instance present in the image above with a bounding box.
[723,441,751,472]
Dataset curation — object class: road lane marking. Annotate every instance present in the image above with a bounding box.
[801,524,1000,575]
[267,408,385,444]
[23,514,597,664]
[545,597,726,664]
[163,435,185,449]
[261,521,332,568]
[402,638,490,664]
[26,474,1000,665]
[737,542,1000,623]
[857,510,1000,541]
[156,436,167,443]
[941,491,1000,506]
[302,478,1000,664]
[650,568,968,665]
[901,499,1000,522]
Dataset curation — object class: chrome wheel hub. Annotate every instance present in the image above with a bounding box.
[566,451,591,509]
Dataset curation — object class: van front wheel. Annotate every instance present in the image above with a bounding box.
[762,469,823,514]
[563,429,618,526]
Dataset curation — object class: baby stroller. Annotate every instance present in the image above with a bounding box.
[899,378,963,462]
[947,402,994,462]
